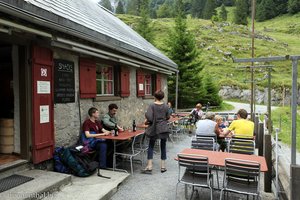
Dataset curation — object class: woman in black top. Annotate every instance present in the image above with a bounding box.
[142,90,170,174]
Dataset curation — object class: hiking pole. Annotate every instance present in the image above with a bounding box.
[97,168,111,179]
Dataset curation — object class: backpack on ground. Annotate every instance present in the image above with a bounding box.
[70,148,98,175]
[60,147,91,177]
[53,147,71,174]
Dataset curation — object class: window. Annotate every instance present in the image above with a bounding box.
[96,64,114,95]
[145,74,152,95]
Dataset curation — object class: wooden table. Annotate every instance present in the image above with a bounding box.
[177,148,268,172]
[96,130,145,171]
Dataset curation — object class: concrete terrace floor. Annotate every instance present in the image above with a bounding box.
[111,134,275,200]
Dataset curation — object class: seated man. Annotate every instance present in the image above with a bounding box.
[102,103,124,131]
[195,112,221,137]
[82,107,110,169]
[223,109,254,137]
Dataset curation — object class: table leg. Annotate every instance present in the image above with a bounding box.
[113,140,116,171]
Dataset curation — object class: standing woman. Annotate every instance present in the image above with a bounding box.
[142,90,170,174]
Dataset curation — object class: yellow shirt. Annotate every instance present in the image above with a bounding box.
[228,119,254,136]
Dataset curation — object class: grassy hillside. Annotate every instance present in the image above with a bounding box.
[117,10,300,90]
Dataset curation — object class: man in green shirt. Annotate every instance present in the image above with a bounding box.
[102,103,124,131]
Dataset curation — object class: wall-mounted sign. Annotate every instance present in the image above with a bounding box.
[54,59,75,103]
[40,105,49,123]
[37,81,51,94]
[139,83,144,91]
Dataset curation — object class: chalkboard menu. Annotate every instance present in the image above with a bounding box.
[54,59,75,103]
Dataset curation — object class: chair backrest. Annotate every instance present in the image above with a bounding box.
[191,136,215,151]
[228,138,255,155]
[132,133,145,153]
[224,158,260,192]
[177,153,210,178]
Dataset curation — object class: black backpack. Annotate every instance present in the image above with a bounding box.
[70,149,98,175]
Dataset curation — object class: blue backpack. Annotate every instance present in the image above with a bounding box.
[53,147,71,174]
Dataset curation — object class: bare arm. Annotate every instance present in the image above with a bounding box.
[84,129,110,138]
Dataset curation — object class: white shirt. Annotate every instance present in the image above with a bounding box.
[195,119,217,136]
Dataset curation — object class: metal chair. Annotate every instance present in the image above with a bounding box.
[191,136,215,151]
[228,138,255,155]
[113,133,144,174]
[220,158,261,200]
[175,153,214,200]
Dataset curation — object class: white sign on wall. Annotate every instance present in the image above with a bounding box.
[139,83,144,91]
[37,81,51,94]
[40,105,49,123]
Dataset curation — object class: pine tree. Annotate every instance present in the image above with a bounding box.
[219,3,228,21]
[202,74,222,106]
[256,0,277,21]
[116,0,125,14]
[127,0,142,15]
[288,0,300,14]
[100,0,113,11]
[191,0,207,18]
[136,0,154,42]
[203,0,217,20]
[165,0,204,108]
[234,0,249,25]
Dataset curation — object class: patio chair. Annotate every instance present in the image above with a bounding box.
[191,136,215,151]
[175,153,213,200]
[228,138,255,155]
[113,133,144,174]
[220,158,261,200]
[192,136,220,189]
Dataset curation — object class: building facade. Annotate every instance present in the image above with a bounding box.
[0,0,177,166]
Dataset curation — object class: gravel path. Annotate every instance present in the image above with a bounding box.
[111,134,275,200]
[224,101,278,114]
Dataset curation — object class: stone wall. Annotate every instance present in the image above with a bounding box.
[219,85,300,105]
[53,49,168,147]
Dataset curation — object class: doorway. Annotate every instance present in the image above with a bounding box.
[0,43,22,165]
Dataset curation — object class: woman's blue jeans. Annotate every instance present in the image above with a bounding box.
[147,138,167,160]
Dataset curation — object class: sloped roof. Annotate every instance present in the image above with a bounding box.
[0,0,177,70]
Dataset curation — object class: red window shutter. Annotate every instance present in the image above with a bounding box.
[79,58,96,98]
[136,70,145,97]
[156,73,162,91]
[120,67,130,97]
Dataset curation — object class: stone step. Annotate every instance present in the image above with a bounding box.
[42,169,129,200]
[0,159,30,179]
[0,169,71,200]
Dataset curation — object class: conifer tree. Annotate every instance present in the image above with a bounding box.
[100,0,113,12]
[136,0,154,42]
[116,0,125,14]
[219,3,228,21]
[256,0,277,21]
[288,0,300,14]
[165,0,204,108]
[191,0,207,18]
[202,74,222,106]
[234,0,249,25]
[203,0,217,20]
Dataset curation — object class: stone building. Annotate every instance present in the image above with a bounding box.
[0,0,177,166]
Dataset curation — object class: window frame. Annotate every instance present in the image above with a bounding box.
[96,63,115,96]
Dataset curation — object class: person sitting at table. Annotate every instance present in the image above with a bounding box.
[167,102,175,116]
[195,112,220,137]
[215,115,227,151]
[215,115,226,130]
[102,103,124,131]
[102,103,125,167]
[223,109,254,137]
[82,107,111,169]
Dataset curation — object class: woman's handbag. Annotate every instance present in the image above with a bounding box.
[145,105,156,137]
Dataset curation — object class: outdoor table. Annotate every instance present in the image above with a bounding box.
[177,148,268,172]
[96,129,145,172]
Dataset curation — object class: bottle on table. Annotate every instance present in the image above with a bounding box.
[114,123,119,136]
[132,120,136,132]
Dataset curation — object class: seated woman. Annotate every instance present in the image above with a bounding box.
[82,107,111,169]
[215,115,227,151]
